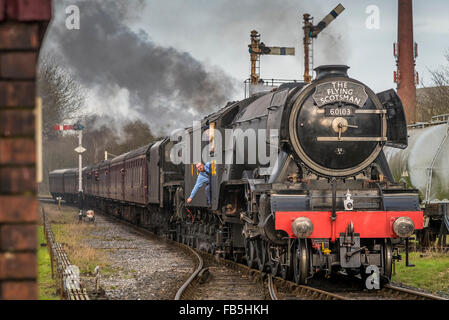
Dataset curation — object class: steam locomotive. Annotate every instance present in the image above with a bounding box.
[49,65,423,285]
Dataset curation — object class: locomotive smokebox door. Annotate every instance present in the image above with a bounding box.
[288,65,388,178]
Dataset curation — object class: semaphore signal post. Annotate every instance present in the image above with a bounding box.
[54,123,86,214]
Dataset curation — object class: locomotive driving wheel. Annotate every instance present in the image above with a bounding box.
[256,238,269,272]
[244,238,257,268]
[293,239,309,284]
[269,260,279,276]
[232,250,243,263]
[176,223,181,243]
[383,239,393,281]
[268,245,280,276]
[280,245,293,280]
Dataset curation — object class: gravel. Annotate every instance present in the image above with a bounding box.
[81,214,194,300]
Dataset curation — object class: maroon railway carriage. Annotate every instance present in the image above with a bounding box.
[99,160,111,199]
[82,165,92,196]
[62,168,78,203]
[49,168,78,203]
[49,169,71,199]
[124,145,151,205]
[91,163,101,198]
[109,152,129,202]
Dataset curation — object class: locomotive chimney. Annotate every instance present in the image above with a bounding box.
[314,65,349,80]
[395,0,417,124]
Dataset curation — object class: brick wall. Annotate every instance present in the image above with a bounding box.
[0,0,51,300]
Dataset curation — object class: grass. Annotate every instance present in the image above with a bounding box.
[37,226,59,300]
[41,203,115,275]
[392,250,449,294]
[51,222,109,274]
[37,203,118,298]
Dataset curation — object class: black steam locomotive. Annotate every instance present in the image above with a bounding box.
[50,65,423,285]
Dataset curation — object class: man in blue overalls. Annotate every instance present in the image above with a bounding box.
[186,162,211,206]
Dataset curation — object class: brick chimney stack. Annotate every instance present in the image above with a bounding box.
[395,0,417,124]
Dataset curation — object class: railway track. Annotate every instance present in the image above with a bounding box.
[165,241,448,300]
[39,198,448,301]
[292,274,448,300]
[382,284,447,300]
[72,205,266,300]
[176,248,348,300]
[176,251,267,300]
[170,233,447,300]
[174,243,204,300]
[330,283,448,300]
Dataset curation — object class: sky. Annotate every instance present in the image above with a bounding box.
[135,0,449,92]
[42,0,449,134]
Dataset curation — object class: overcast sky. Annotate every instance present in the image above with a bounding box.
[133,0,449,92]
[43,0,449,134]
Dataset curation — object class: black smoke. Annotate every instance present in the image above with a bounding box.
[43,0,238,134]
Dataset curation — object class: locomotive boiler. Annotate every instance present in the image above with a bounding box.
[50,65,423,286]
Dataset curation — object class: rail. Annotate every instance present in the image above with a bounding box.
[244,78,301,98]
[268,275,278,300]
[268,275,349,300]
[408,114,449,129]
[174,243,204,300]
[383,284,447,300]
[198,250,348,300]
[431,114,449,122]
[42,208,90,300]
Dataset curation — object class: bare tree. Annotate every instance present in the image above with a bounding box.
[37,58,85,140]
[37,60,156,194]
[416,51,449,122]
[38,58,86,194]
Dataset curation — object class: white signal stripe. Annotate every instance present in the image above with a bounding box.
[54,125,74,131]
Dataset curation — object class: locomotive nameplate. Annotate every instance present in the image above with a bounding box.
[313,81,368,108]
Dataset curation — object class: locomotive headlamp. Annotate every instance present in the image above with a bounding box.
[344,189,354,211]
[393,217,415,238]
[292,217,313,238]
